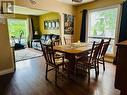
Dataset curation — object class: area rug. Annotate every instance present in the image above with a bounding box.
[15,48,43,62]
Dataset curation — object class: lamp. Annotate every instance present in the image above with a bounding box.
[72,0,83,2]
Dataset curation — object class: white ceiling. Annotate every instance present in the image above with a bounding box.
[57,0,95,5]
[14,6,49,16]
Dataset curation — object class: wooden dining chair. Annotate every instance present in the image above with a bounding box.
[64,36,73,45]
[41,42,68,86]
[98,38,111,71]
[52,38,62,46]
[51,38,65,58]
[77,40,104,83]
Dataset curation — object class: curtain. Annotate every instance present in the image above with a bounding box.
[118,0,127,42]
[113,1,127,65]
[80,9,88,42]
[27,18,34,47]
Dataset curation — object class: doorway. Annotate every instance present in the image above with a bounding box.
[7,6,61,62]
[8,19,28,46]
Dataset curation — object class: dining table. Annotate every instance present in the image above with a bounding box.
[53,42,93,74]
[53,42,92,54]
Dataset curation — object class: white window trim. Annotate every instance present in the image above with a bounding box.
[87,4,122,56]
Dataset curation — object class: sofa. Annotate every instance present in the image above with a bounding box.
[31,34,60,51]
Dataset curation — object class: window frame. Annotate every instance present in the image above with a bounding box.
[7,18,29,45]
[87,4,122,56]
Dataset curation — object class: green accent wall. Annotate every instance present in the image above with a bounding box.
[10,13,61,37]
[39,12,60,35]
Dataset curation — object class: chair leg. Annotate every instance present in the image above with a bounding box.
[55,67,58,86]
[97,60,99,75]
[88,67,90,84]
[102,57,105,71]
[67,64,70,79]
[45,64,48,80]
[95,62,99,79]
[62,64,65,71]
[40,41,43,51]
[31,41,33,48]
[95,65,97,78]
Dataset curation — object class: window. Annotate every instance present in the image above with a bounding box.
[7,19,28,46]
[88,5,121,55]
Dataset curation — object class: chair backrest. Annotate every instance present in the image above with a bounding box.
[41,42,56,66]
[51,35,60,41]
[52,39,62,46]
[89,40,104,64]
[64,36,73,45]
[100,38,111,57]
[64,37,67,45]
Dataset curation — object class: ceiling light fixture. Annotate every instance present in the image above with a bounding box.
[72,0,83,2]
[29,0,36,4]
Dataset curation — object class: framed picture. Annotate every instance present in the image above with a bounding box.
[44,19,59,30]
[52,21,56,28]
[56,20,59,29]
[64,14,74,35]
[44,21,48,29]
[48,22,51,28]
[1,1,14,14]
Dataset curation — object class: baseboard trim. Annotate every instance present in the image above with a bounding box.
[0,68,14,76]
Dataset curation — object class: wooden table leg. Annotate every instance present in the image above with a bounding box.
[65,53,76,75]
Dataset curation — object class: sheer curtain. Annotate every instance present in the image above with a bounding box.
[27,18,33,47]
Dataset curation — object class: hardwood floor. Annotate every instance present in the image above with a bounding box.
[0,56,120,95]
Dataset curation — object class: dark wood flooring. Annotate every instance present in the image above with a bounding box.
[0,56,120,95]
